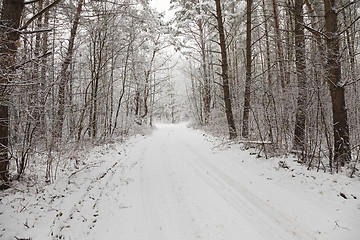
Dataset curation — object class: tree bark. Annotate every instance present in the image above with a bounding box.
[142,49,157,119]
[242,0,252,138]
[293,0,307,152]
[214,0,237,139]
[323,0,351,167]
[261,0,276,144]
[0,0,25,187]
[112,43,130,134]
[56,0,84,139]
[39,0,50,134]
[198,17,211,124]
[271,0,286,89]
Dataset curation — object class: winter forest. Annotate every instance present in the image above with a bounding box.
[1,0,360,239]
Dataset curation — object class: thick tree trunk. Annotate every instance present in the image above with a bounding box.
[323,0,351,168]
[56,0,84,139]
[214,0,237,139]
[0,0,24,187]
[242,0,252,138]
[293,0,307,152]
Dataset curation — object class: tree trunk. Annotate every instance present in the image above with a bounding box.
[112,43,130,134]
[142,49,156,119]
[39,0,50,134]
[214,0,237,139]
[32,1,43,128]
[134,89,141,117]
[56,0,84,139]
[261,0,276,144]
[323,0,351,168]
[293,0,307,152]
[271,0,286,89]
[0,0,25,187]
[92,77,99,139]
[242,0,252,138]
[198,19,211,124]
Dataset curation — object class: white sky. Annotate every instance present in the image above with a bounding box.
[150,0,171,12]
[150,0,174,21]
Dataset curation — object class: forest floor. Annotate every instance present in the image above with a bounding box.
[1,123,360,240]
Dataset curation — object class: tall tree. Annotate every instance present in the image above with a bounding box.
[0,0,25,187]
[323,0,351,168]
[242,0,252,138]
[56,0,84,140]
[214,0,237,139]
[172,0,212,125]
[1,0,62,185]
[271,0,286,89]
[293,0,307,152]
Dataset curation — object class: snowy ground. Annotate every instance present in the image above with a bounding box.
[1,123,360,240]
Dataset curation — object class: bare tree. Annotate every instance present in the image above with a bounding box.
[56,0,84,140]
[214,0,237,139]
[271,0,286,89]
[242,0,253,138]
[293,0,307,153]
[0,0,25,188]
[323,0,351,168]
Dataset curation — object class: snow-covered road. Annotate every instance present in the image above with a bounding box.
[1,123,359,239]
[135,124,314,240]
[67,123,359,240]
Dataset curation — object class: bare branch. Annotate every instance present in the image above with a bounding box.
[338,15,360,36]
[21,28,53,34]
[19,0,63,30]
[10,52,52,70]
[336,0,360,14]
[344,78,360,87]
[24,0,41,4]
[301,23,329,39]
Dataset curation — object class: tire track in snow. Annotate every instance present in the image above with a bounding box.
[139,132,204,240]
[182,142,319,240]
